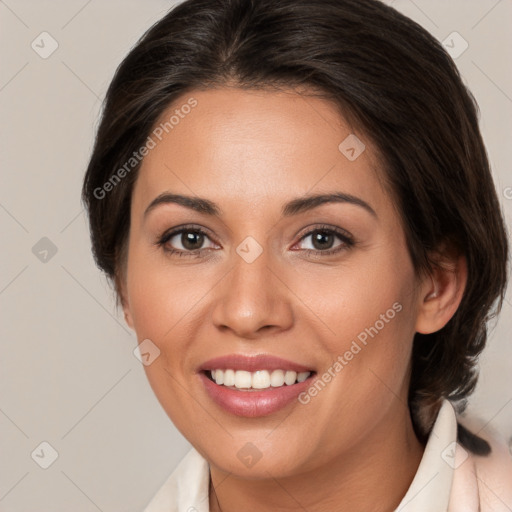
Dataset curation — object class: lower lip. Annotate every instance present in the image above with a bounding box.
[198,371,316,417]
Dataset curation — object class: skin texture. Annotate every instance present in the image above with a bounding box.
[120,87,467,512]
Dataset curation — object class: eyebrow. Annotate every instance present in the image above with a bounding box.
[143,191,377,219]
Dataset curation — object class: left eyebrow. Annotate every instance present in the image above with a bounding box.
[282,192,377,218]
[143,191,377,219]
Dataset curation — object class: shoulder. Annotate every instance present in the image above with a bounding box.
[472,430,512,511]
[454,414,512,511]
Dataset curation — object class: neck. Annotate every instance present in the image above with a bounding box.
[209,406,424,512]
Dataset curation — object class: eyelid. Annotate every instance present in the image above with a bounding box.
[294,223,353,242]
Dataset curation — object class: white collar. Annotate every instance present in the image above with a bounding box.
[395,399,456,511]
[143,400,472,512]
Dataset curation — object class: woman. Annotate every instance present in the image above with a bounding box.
[81,0,512,510]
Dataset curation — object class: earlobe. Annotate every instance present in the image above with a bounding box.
[415,253,467,335]
[123,302,134,329]
[117,275,134,330]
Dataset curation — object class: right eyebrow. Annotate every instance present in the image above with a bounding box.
[144,193,221,219]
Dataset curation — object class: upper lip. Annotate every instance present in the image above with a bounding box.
[199,354,314,373]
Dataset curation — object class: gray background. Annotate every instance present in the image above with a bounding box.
[1,0,511,510]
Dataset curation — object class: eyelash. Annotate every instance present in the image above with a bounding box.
[154,223,355,259]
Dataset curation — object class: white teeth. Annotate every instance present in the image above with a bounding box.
[223,369,235,387]
[252,370,270,389]
[270,369,285,387]
[297,371,309,383]
[234,370,252,389]
[284,370,297,385]
[208,369,312,389]
[214,370,224,385]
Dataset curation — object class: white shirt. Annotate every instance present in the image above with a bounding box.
[143,400,512,511]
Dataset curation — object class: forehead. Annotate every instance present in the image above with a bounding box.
[132,87,389,217]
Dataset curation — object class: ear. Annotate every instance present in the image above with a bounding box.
[117,274,135,330]
[415,247,467,335]
[122,299,135,330]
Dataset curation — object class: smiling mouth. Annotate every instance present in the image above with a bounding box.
[203,368,316,391]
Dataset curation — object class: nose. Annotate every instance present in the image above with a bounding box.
[211,245,294,339]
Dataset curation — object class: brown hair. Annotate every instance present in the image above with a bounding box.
[81,0,509,451]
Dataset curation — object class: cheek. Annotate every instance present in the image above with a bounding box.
[126,246,203,335]
[296,247,418,397]
[125,252,206,429]
[296,250,415,347]
[125,246,223,389]
[295,264,417,440]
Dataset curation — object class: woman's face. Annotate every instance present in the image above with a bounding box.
[121,87,426,478]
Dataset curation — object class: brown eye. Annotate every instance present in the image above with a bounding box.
[295,226,355,256]
[178,230,206,251]
[156,226,218,257]
[310,230,337,250]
